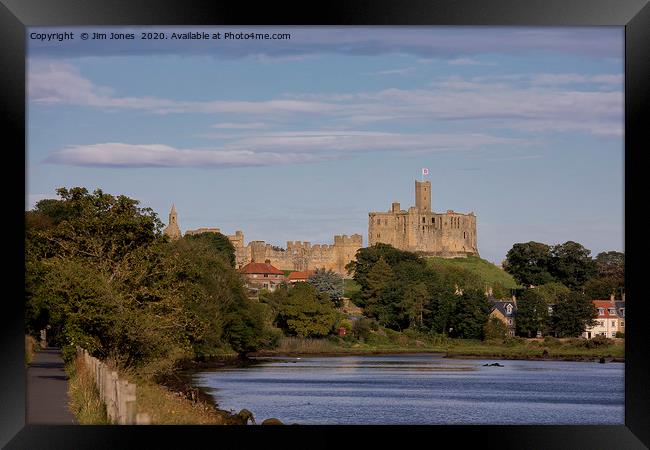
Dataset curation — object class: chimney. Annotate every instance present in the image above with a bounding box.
[392,202,401,212]
[610,293,615,302]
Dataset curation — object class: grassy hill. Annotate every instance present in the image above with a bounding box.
[426,256,520,289]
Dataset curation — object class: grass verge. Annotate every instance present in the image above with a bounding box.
[65,355,109,424]
[25,335,38,366]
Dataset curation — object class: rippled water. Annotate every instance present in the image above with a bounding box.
[191,354,624,425]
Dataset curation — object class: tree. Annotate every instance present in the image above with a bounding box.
[185,231,236,267]
[535,281,571,305]
[399,282,431,328]
[266,283,338,338]
[448,289,490,339]
[345,243,421,289]
[594,251,624,279]
[503,242,554,287]
[25,187,274,368]
[550,291,598,337]
[584,277,621,300]
[484,317,509,341]
[358,256,393,316]
[549,241,597,291]
[307,268,344,306]
[515,289,549,337]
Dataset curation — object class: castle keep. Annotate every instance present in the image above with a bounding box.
[368,180,479,257]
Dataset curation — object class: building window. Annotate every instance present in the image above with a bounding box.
[422,217,425,223]
[422,226,425,232]
[264,274,268,278]
[611,332,617,337]
[611,321,616,327]
[600,321,605,327]
[620,320,624,327]
[608,308,616,315]
[432,217,434,223]
[598,308,604,315]
[619,308,625,317]
[464,232,466,239]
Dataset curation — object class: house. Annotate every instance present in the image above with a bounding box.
[582,297,621,339]
[286,270,314,284]
[489,298,517,337]
[239,259,285,293]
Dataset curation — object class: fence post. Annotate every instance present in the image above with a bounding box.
[136,413,151,425]
[124,383,137,424]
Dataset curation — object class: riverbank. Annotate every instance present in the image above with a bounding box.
[246,336,624,363]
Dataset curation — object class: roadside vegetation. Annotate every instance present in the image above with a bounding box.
[25,335,38,366]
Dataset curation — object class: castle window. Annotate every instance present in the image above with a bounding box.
[422,217,426,223]
[464,232,466,239]
[432,217,434,224]
[422,226,425,232]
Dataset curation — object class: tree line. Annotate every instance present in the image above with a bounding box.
[25,188,274,374]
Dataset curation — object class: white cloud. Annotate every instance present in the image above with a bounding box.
[448,58,495,66]
[44,143,336,168]
[211,122,270,129]
[371,67,415,75]
[29,61,623,139]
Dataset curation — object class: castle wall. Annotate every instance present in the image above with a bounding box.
[229,233,362,276]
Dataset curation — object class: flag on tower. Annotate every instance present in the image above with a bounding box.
[422,168,429,176]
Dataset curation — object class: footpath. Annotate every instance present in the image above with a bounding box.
[26,347,75,424]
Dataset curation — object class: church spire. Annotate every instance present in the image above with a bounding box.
[164,204,182,240]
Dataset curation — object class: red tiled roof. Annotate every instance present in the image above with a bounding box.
[592,300,618,318]
[239,262,284,275]
[287,270,313,281]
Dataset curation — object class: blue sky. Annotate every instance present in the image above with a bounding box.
[26,27,624,264]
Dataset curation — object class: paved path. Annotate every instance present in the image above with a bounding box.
[26,347,75,424]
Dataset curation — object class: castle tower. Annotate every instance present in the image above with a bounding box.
[415,180,431,212]
[163,204,182,240]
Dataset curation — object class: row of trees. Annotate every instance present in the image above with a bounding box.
[25,188,275,372]
[503,241,624,298]
[345,244,491,339]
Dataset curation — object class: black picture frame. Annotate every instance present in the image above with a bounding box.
[2,1,648,448]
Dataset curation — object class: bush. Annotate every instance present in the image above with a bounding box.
[352,317,374,341]
[615,332,625,338]
[543,336,560,347]
[584,335,612,349]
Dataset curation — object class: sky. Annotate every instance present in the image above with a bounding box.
[26,27,624,264]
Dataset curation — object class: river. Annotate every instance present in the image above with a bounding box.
[190,354,624,425]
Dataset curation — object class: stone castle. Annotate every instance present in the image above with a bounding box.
[163,178,478,274]
[164,207,362,275]
[368,180,479,257]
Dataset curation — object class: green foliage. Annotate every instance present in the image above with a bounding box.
[515,289,550,337]
[594,251,624,279]
[25,187,274,371]
[484,317,509,341]
[448,289,490,340]
[352,317,375,340]
[615,332,625,338]
[549,241,597,291]
[184,231,236,268]
[550,291,598,337]
[503,242,554,286]
[535,282,571,305]
[346,243,421,289]
[261,283,338,338]
[584,277,621,300]
[307,268,344,306]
